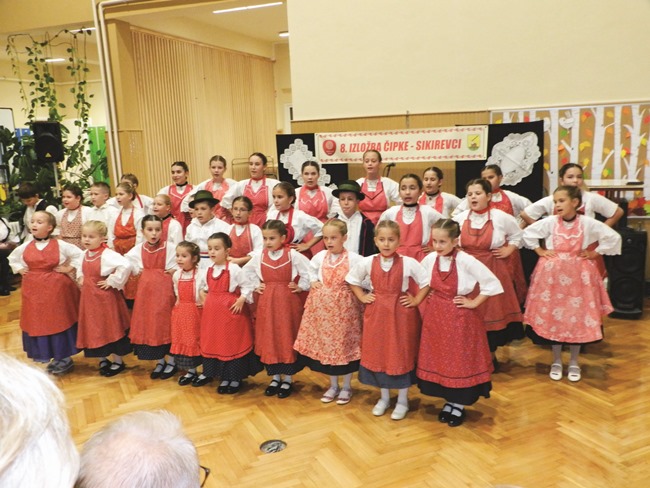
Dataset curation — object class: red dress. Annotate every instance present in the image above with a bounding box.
[168,184,193,233]
[254,249,304,365]
[460,213,523,332]
[229,224,254,259]
[205,179,232,223]
[298,187,328,257]
[113,210,138,300]
[20,240,79,336]
[361,256,420,375]
[60,208,83,249]
[201,264,254,360]
[77,247,130,350]
[170,270,202,357]
[130,242,175,347]
[417,253,492,390]
[243,178,269,227]
[396,206,426,262]
[359,180,387,225]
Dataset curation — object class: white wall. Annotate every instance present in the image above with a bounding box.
[287,0,650,121]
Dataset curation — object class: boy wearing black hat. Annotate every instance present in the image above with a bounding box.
[185,190,231,269]
[332,180,376,256]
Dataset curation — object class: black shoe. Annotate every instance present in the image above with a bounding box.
[0,288,10,296]
[159,364,178,380]
[99,359,112,376]
[150,362,165,379]
[438,404,452,423]
[264,380,280,396]
[226,381,242,394]
[447,407,466,427]
[178,372,196,386]
[191,375,213,387]
[104,362,126,377]
[217,383,229,394]
[277,381,293,399]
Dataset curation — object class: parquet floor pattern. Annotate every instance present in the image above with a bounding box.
[1,289,649,487]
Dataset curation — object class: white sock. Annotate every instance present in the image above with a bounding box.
[163,363,175,373]
[230,380,240,387]
[342,373,352,390]
[280,375,292,388]
[450,402,465,416]
[272,374,281,383]
[112,355,123,365]
[552,344,562,364]
[166,356,176,366]
[397,388,409,407]
[220,380,229,387]
[330,376,339,389]
[569,345,581,366]
[188,368,197,374]
[380,388,390,403]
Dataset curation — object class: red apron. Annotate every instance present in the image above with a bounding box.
[20,240,79,336]
[169,184,193,234]
[161,215,172,243]
[396,206,426,261]
[229,224,253,259]
[417,252,492,387]
[254,248,304,364]
[130,242,175,346]
[460,213,523,331]
[170,269,202,357]
[553,205,606,277]
[77,247,130,348]
[298,187,328,257]
[205,179,232,223]
[489,189,514,215]
[361,255,420,375]
[60,207,83,249]
[418,192,444,214]
[113,209,138,299]
[358,179,387,225]
[200,264,253,360]
[243,178,269,227]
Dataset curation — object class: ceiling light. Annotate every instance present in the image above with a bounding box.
[278,31,289,38]
[44,58,66,63]
[213,2,282,14]
[71,27,96,34]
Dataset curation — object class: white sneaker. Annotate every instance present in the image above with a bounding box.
[372,399,390,416]
[390,403,409,420]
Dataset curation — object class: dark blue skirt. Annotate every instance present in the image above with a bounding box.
[23,324,79,362]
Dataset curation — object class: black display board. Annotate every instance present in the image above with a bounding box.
[275,133,349,186]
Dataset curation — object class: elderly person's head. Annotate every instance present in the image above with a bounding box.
[0,353,79,487]
[76,410,202,488]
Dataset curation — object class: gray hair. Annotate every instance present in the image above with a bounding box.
[0,353,79,487]
[77,410,200,488]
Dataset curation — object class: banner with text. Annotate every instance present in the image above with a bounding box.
[316,126,488,164]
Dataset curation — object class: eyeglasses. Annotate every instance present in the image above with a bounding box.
[200,465,211,487]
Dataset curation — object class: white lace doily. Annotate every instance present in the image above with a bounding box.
[486,132,540,186]
[279,138,331,186]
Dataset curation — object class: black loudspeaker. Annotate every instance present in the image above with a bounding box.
[607,228,647,319]
[33,122,64,164]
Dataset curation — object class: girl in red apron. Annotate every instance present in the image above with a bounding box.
[228,196,263,267]
[126,215,178,380]
[346,221,430,421]
[355,150,401,225]
[76,221,132,377]
[419,167,461,218]
[200,233,262,394]
[523,186,621,382]
[56,184,89,250]
[8,211,82,375]
[295,161,335,257]
[378,174,443,262]
[244,220,311,398]
[182,156,238,223]
[295,219,364,405]
[151,194,183,246]
[157,161,193,234]
[454,179,524,370]
[221,152,279,227]
[111,182,144,303]
[171,241,205,386]
[271,182,323,256]
[119,173,153,214]
[418,220,503,427]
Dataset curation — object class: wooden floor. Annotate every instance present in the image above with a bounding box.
[1,289,648,488]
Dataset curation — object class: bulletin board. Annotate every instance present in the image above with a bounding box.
[491,103,650,215]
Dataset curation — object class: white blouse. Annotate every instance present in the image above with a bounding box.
[308,249,364,283]
[420,250,504,296]
[522,215,622,255]
[125,242,177,275]
[178,178,238,213]
[172,268,205,306]
[220,177,281,211]
[164,218,184,246]
[244,248,312,292]
[420,192,462,218]
[185,217,232,266]
[76,248,131,290]
[453,209,523,249]
[108,194,154,215]
[270,208,323,243]
[378,205,443,245]
[523,191,619,221]
[345,254,429,292]
[337,211,363,254]
[295,186,337,219]
[228,223,263,255]
[9,239,82,274]
[452,190,532,218]
[355,176,401,207]
[202,263,255,302]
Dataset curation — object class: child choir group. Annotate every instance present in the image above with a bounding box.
[8,149,623,428]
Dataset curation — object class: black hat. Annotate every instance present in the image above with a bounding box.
[189,190,219,208]
[332,180,365,201]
